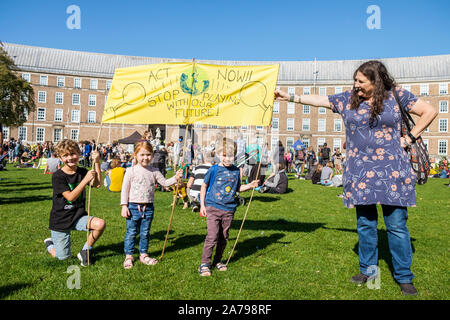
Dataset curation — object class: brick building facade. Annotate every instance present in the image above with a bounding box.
[2,43,449,159]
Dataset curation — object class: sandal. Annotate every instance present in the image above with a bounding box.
[198,264,211,277]
[139,254,158,266]
[123,256,134,269]
[214,262,227,272]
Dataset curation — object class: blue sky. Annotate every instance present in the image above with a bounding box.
[1,0,449,61]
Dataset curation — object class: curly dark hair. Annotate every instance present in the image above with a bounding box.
[350,60,396,127]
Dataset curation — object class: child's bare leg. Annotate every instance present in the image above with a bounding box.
[87,217,106,247]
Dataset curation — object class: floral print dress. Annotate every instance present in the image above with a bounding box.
[328,88,418,208]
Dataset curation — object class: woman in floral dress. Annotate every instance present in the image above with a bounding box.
[274,60,437,296]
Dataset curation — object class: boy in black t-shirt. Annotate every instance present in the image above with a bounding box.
[43,139,106,266]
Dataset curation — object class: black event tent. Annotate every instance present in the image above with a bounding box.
[118,131,142,144]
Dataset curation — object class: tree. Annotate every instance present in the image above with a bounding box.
[0,45,35,147]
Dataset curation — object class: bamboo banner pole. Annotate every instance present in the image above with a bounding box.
[86,58,119,266]
[160,58,196,261]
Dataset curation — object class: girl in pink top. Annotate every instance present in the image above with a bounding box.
[121,141,182,269]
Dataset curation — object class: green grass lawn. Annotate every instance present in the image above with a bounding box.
[0,166,448,300]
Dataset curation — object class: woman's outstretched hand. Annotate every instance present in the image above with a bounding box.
[274,89,289,102]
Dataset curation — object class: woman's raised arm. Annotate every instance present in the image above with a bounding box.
[274,89,331,108]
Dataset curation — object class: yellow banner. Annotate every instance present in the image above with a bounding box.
[101,62,279,126]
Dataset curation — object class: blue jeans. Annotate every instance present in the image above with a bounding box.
[124,203,154,255]
[356,205,414,283]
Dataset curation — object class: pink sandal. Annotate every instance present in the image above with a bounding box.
[123,256,134,269]
[140,254,158,266]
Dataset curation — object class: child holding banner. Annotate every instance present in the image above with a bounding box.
[198,138,259,276]
[43,139,105,267]
[120,140,182,269]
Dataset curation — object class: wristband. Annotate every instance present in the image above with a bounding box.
[289,94,295,103]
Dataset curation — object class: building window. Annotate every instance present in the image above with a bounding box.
[288,87,295,95]
[402,84,411,91]
[256,126,263,131]
[55,92,64,104]
[271,118,279,131]
[36,128,45,143]
[70,129,79,141]
[302,118,310,131]
[302,137,310,148]
[88,111,96,123]
[38,91,46,103]
[18,126,27,141]
[287,118,294,131]
[335,87,343,94]
[88,94,97,106]
[422,139,429,151]
[22,73,30,82]
[241,125,248,130]
[74,78,82,89]
[53,128,62,143]
[317,138,326,151]
[273,102,279,114]
[54,109,63,122]
[303,105,310,114]
[439,101,448,113]
[57,76,65,87]
[319,87,327,96]
[303,87,311,95]
[420,84,429,96]
[333,138,342,151]
[439,119,448,132]
[90,79,98,90]
[318,107,326,114]
[334,119,342,132]
[318,119,326,132]
[106,80,112,90]
[2,127,9,140]
[37,108,46,121]
[286,137,294,149]
[287,102,295,114]
[71,110,80,123]
[438,140,448,155]
[72,93,80,105]
[439,83,448,95]
[40,75,48,86]
[271,136,279,150]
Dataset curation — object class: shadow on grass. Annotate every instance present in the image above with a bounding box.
[229,233,287,263]
[0,283,33,299]
[153,234,206,257]
[0,181,50,187]
[1,185,53,192]
[94,230,176,258]
[0,195,52,205]
[232,219,325,233]
[323,226,416,280]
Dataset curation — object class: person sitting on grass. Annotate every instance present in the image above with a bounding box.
[258,162,288,194]
[43,152,61,174]
[311,164,323,185]
[43,139,106,267]
[198,138,259,277]
[320,161,334,186]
